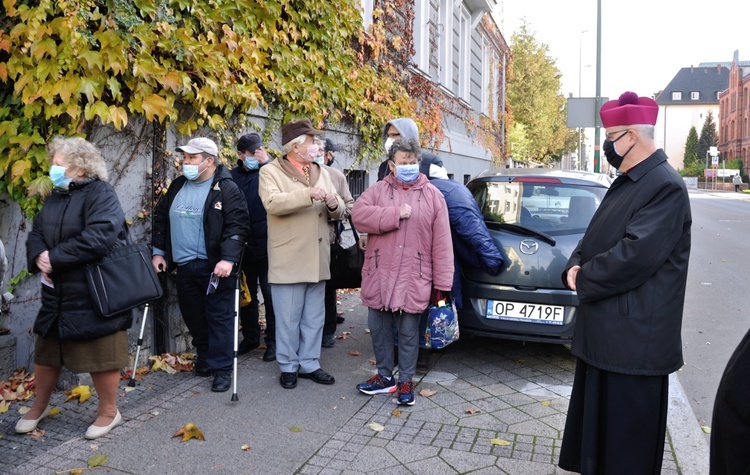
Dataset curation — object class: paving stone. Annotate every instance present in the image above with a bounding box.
[406,455,458,474]
[439,447,497,473]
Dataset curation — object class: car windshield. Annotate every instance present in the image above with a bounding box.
[469,180,608,234]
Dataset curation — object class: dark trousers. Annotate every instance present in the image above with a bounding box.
[240,256,275,344]
[175,259,235,372]
[323,280,337,337]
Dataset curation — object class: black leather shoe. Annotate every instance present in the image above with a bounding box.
[263,343,276,362]
[211,371,231,392]
[298,368,335,385]
[321,334,335,348]
[194,359,211,377]
[280,372,297,389]
[336,315,345,324]
[238,338,260,356]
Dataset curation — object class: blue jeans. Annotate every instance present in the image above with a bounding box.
[176,259,235,372]
[369,308,420,382]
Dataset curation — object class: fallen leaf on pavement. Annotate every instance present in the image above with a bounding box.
[348,351,361,356]
[124,387,136,393]
[64,385,92,403]
[391,408,401,417]
[465,408,480,414]
[18,406,30,414]
[701,426,712,434]
[241,444,252,451]
[289,426,303,432]
[0,404,8,414]
[368,422,385,432]
[540,401,551,407]
[172,422,205,442]
[29,428,45,440]
[49,407,61,416]
[490,438,511,446]
[419,388,437,398]
[69,469,85,474]
[87,454,108,468]
[369,359,377,365]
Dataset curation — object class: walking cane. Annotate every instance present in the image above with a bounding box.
[231,245,246,402]
[128,303,150,388]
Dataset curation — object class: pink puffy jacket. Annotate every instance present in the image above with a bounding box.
[351,173,454,314]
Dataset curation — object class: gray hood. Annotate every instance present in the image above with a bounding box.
[382,118,419,142]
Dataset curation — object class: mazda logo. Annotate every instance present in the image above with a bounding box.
[519,240,539,255]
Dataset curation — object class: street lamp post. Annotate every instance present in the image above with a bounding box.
[578,29,589,171]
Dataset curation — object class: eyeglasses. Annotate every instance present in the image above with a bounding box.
[606,129,630,142]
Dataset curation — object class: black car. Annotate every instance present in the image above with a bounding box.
[459,169,611,344]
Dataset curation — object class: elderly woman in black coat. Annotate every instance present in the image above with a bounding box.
[20,137,131,439]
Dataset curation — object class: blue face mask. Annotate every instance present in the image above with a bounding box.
[244,156,260,170]
[313,156,325,165]
[183,159,206,181]
[49,165,72,189]
[395,164,420,183]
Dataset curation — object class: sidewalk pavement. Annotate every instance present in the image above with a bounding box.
[1,291,710,474]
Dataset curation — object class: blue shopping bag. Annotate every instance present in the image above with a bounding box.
[422,290,459,349]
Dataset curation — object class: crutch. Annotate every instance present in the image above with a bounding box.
[128,303,150,388]
[231,245,247,402]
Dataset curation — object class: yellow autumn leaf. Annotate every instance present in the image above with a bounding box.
[18,406,30,414]
[490,438,511,446]
[49,407,61,416]
[701,426,712,434]
[367,422,385,432]
[391,408,401,417]
[540,401,551,407]
[289,426,303,432]
[172,422,205,442]
[0,405,8,413]
[64,385,92,403]
[70,469,84,475]
[241,444,251,451]
[87,454,109,468]
[141,94,170,122]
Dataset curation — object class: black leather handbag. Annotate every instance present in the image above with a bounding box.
[85,236,163,318]
[329,217,364,289]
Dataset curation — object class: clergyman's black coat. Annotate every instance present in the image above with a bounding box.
[564,149,692,376]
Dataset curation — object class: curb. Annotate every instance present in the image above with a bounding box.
[668,373,710,474]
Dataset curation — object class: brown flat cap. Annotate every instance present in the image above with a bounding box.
[281,119,322,145]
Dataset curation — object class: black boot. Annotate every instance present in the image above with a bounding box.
[263,341,276,362]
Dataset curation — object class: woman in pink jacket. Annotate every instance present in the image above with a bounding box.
[352,138,453,406]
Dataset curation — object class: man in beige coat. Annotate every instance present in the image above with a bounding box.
[259,119,345,389]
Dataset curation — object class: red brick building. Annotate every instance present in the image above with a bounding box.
[718,50,750,170]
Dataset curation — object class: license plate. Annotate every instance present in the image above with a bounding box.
[486,300,564,325]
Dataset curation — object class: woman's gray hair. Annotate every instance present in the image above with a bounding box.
[387,138,422,162]
[46,136,108,181]
[282,134,307,155]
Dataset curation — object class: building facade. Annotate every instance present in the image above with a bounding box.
[718,51,750,170]
[655,64,728,170]
[348,0,510,189]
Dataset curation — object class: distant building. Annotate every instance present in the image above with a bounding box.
[718,50,750,172]
[655,64,729,170]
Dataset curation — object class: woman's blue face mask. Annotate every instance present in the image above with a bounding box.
[49,165,71,189]
[394,164,419,183]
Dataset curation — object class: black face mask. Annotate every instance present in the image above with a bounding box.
[327,155,335,166]
[603,130,633,170]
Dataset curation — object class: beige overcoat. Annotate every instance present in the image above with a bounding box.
[259,156,345,284]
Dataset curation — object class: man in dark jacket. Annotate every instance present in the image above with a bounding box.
[558,92,692,474]
[427,164,503,309]
[152,137,250,392]
[231,133,276,362]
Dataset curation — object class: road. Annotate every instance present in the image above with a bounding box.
[680,190,750,442]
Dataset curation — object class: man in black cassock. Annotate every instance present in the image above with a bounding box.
[558,91,692,475]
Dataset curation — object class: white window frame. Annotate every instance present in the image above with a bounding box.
[412,0,430,74]
[672,91,682,100]
[361,0,374,30]
[438,0,454,88]
[481,36,490,115]
[691,91,700,100]
[456,2,471,100]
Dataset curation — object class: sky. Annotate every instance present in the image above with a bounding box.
[494,0,750,103]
